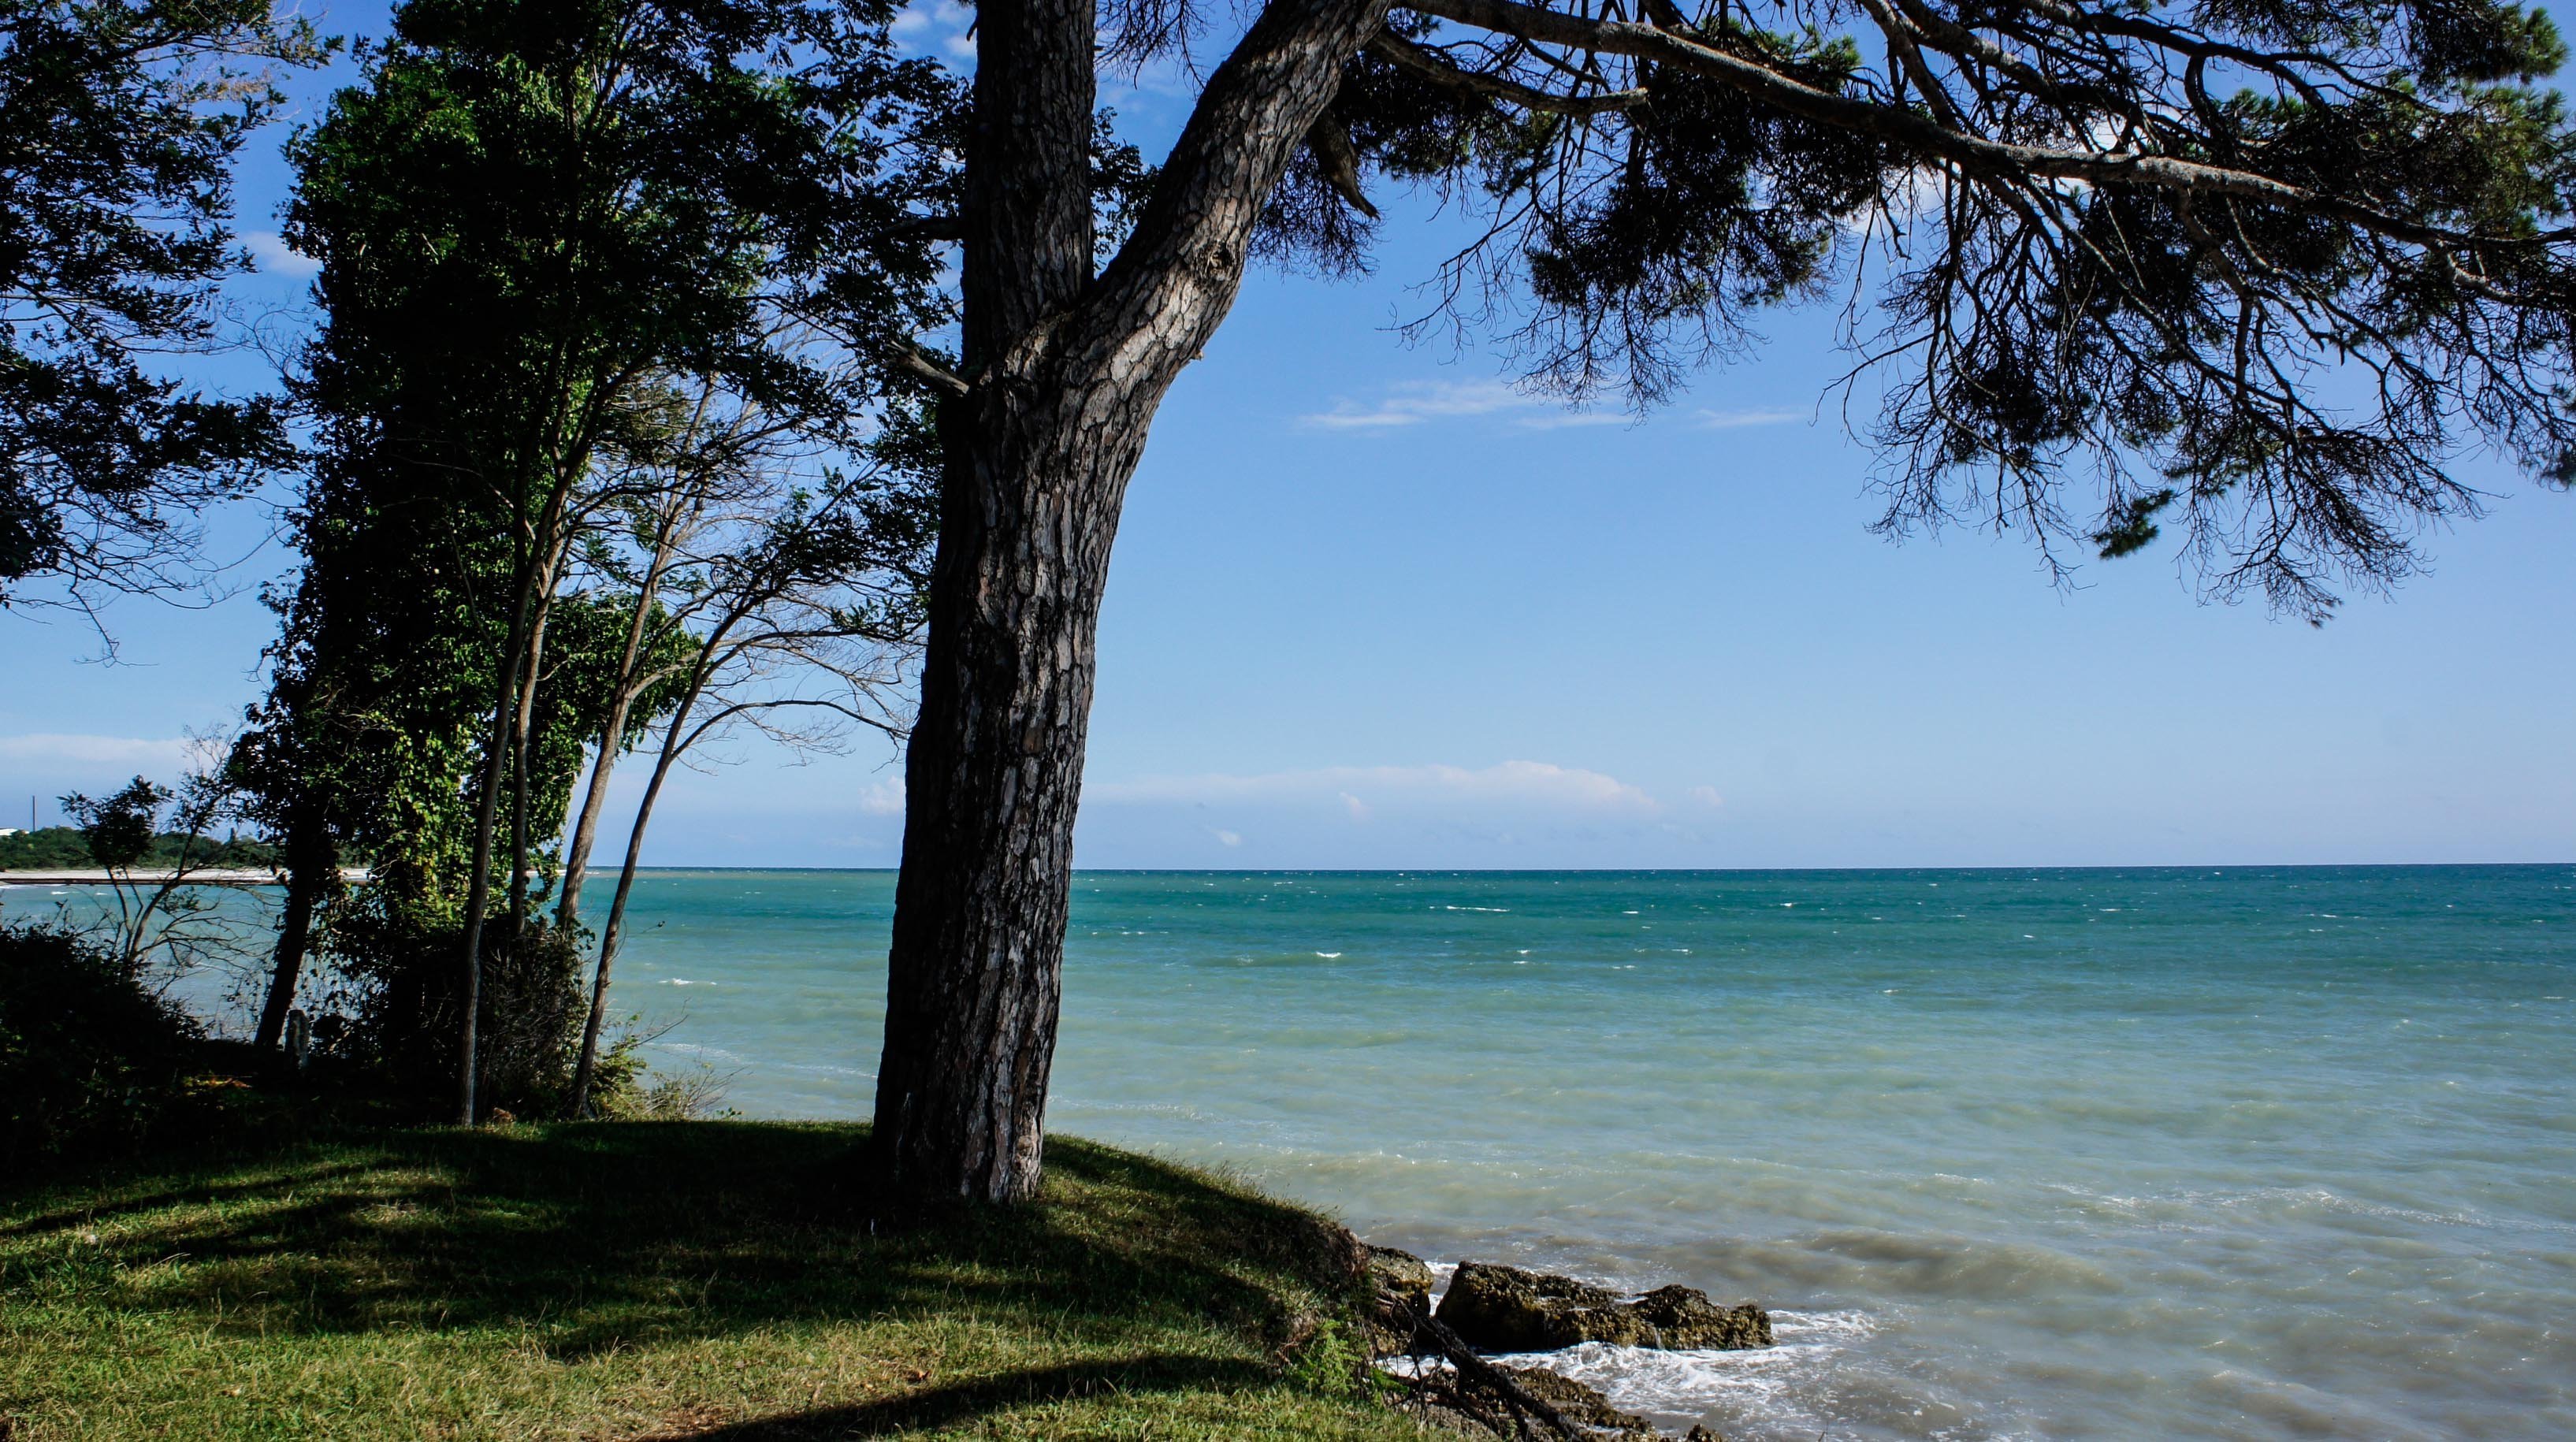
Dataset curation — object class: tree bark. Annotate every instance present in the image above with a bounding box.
[507,592,552,936]
[454,579,528,1124]
[563,682,698,1117]
[558,519,678,934]
[868,0,1391,1206]
[253,809,335,1051]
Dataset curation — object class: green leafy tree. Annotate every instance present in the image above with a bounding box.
[0,0,325,615]
[240,0,951,1116]
[865,0,2576,1203]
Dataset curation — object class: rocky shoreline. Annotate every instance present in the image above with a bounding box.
[1356,1246,1771,1440]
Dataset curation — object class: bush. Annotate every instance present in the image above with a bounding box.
[317,916,593,1121]
[0,924,204,1169]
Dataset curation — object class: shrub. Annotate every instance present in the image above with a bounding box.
[315,916,592,1120]
[0,924,203,1170]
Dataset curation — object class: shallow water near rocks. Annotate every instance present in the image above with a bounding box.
[24,864,2571,1438]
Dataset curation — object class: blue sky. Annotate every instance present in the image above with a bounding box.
[4,1,2572,868]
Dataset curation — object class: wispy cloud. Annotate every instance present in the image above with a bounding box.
[242,231,318,278]
[1301,380,1630,433]
[1695,407,1805,430]
[857,775,906,816]
[1688,785,1725,808]
[1093,760,1662,816]
[891,0,976,59]
[0,734,193,768]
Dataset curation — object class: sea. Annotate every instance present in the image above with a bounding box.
[11,864,2573,1439]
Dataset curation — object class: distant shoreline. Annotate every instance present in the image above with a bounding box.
[0,868,369,887]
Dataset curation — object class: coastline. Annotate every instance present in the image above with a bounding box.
[0,868,367,886]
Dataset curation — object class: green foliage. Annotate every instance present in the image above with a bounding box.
[0,924,203,1169]
[592,1046,738,1120]
[59,778,169,869]
[225,0,953,1117]
[1241,0,2576,615]
[1283,1316,1396,1403]
[0,0,325,603]
[0,827,281,872]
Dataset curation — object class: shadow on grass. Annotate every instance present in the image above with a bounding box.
[638,1356,1281,1439]
[1,1121,1356,1387]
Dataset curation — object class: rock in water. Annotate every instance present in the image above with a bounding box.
[1436,1262,1774,1354]
[1367,1245,1435,1306]
[1435,1262,1658,1351]
[1364,1245,1437,1357]
[1631,1284,1773,1349]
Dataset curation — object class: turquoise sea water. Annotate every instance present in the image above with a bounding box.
[612,866,2576,1440]
[14,865,2572,1437]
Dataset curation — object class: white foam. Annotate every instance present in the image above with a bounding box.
[1486,1329,1863,1432]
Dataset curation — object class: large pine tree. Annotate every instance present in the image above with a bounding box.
[868,0,2576,1203]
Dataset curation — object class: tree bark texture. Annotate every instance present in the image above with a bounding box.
[869,0,1392,1204]
[253,811,336,1051]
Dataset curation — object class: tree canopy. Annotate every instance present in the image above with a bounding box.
[0,0,324,611]
[1204,0,2576,615]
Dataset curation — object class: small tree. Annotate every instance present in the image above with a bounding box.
[58,745,261,984]
[562,407,931,1115]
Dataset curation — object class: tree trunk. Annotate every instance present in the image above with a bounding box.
[563,686,698,1117]
[559,523,677,933]
[868,0,1390,1205]
[253,811,334,1050]
[455,556,536,1124]
[508,585,557,937]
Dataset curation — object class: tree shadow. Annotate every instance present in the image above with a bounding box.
[2,1121,1356,1377]
[636,1356,1281,1439]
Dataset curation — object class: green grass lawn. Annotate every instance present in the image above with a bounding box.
[0,1121,1434,1440]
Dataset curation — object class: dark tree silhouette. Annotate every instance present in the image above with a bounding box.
[0,0,323,618]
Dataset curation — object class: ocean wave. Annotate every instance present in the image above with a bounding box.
[1486,1333,1856,1434]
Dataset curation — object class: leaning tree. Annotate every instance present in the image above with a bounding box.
[870,0,2576,1203]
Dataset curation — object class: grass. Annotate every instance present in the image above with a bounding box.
[0,1121,1434,1440]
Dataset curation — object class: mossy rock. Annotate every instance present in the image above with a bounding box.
[1434,1261,1654,1351]
[1436,1262,1774,1355]
[1633,1284,1772,1349]
[1362,1244,1439,1357]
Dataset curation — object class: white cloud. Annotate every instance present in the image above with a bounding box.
[1689,785,1725,808]
[1300,380,1628,433]
[1094,760,1661,816]
[1210,828,1243,847]
[243,230,318,278]
[0,734,192,768]
[1695,407,1805,430]
[891,0,976,58]
[857,775,906,816]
